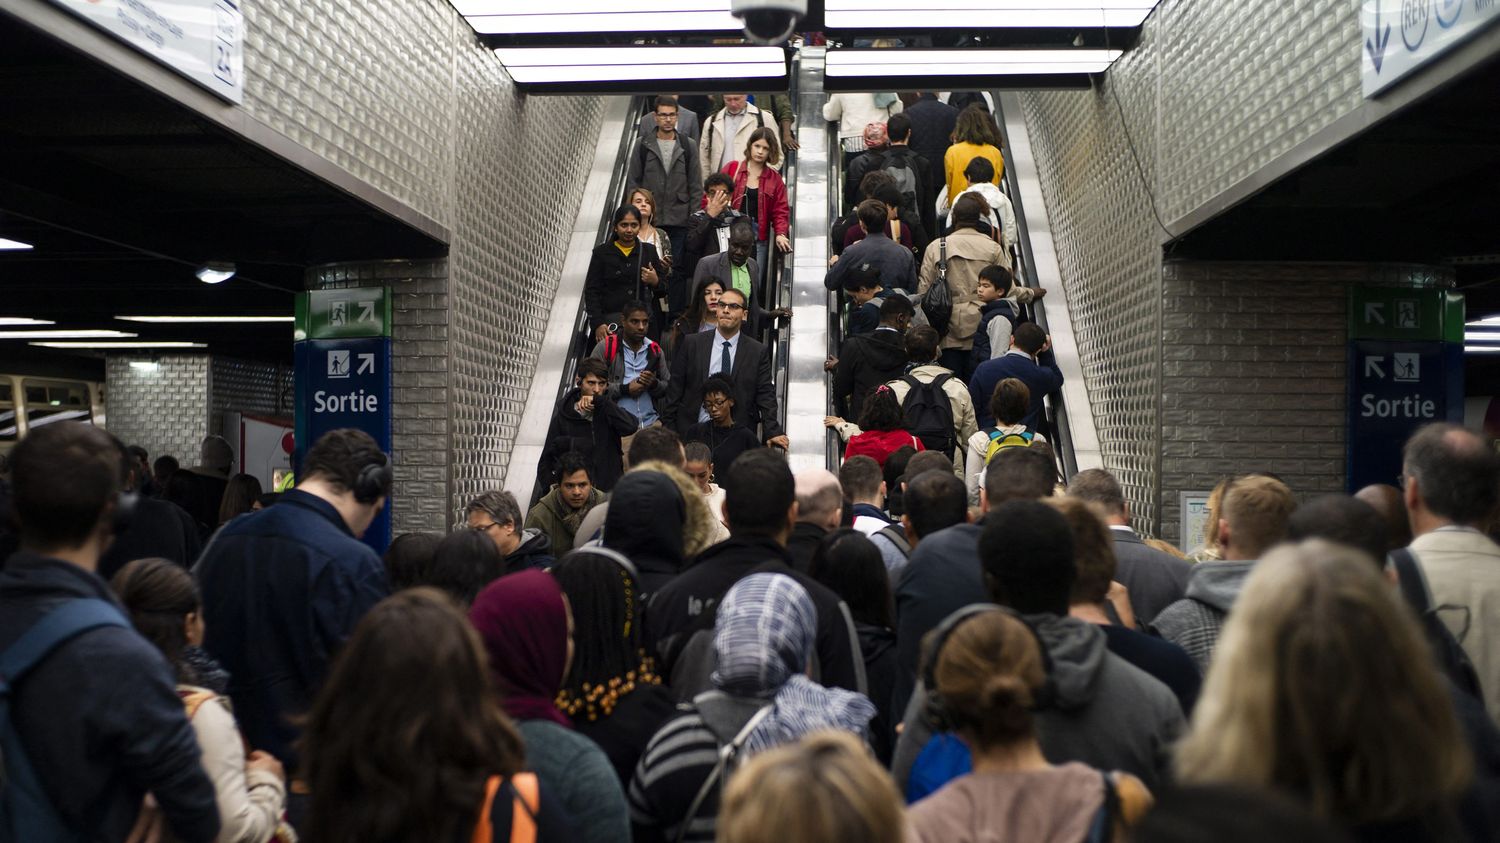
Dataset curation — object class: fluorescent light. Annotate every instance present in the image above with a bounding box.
[825,48,1123,76]
[495,46,787,83]
[1465,331,1500,342]
[1466,346,1500,353]
[460,1,740,34]
[0,318,55,326]
[29,341,207,349]
[116,315,294,323]
[1467,316,1500,327]
[824,0,1157,28]
[196,262,236,284]
[128,361,161,372]
[0,329,138,339]
[0,238,32,251]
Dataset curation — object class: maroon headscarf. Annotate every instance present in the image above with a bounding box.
[468,569,572,728]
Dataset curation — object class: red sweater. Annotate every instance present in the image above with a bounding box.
[844,429,925,467]
[723,160,790,243]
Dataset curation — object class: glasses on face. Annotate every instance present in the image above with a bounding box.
[719,302,745,311]
[470,521,501,533]
[656,112,678,120]
[703,397,730,410]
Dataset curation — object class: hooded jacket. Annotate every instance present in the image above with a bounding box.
[891,609,1184,797]
[525,486,606,559]
[833,327,909,420]
[538,387,640,493]
[505,528,557,573]
[604,470,690,599]
[1148,560,1256,672]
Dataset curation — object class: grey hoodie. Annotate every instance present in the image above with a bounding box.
[1148,560,1256,672]
[892,609,1184,794]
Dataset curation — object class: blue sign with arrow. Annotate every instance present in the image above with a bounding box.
[1346,339,1463,491]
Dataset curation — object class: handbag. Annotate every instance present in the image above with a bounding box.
[921,235,953,338]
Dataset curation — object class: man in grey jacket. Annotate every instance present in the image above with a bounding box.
[627,95,703,261]
[891,500,1183,796]
[1068,468,1191,626]
[1149,475,1296,671]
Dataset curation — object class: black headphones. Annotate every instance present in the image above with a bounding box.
[352,452,393,504]
[920,603,1058,732]
[561,545,640,584]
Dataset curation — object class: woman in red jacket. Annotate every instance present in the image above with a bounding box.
[841,385,925,467]
[722,127,791,289]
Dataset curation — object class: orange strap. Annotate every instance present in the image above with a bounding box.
[179,689,216,721]
[472,774,540,843]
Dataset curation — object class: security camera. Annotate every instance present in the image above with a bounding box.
[731,0,806,45]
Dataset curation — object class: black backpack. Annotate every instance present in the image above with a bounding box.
[1389,548,1484,702]
[878,154,921,219]
[901,373,956,456]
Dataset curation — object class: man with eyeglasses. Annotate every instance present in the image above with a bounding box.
[663,287,789,451]
[683,376,760,493]
[637,93,700,145]
[628,95,703,267]
[465,489,554,572]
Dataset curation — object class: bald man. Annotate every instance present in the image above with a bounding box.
[788,469,843,572]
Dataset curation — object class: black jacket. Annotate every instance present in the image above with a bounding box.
[663,329,783,441]
[644,535,862,695]
[905,94,959,193]
[505,528,557,573]
[845,146,935,234]
[0,553,220,842]
[97,496,202,582]
[786,522,830,573]
[672,208,746,315]
[583,241,668,332]
[858,622,900,765]
[833,328,909,420]
[603,471,688,599]
[683,423,760,489]
[538,387,640,492]
[197,489,390,769]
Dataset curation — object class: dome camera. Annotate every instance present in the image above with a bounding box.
[730,0,806,45]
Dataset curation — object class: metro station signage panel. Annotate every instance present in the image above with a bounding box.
[45,0,244,103]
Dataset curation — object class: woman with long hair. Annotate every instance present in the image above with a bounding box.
[723,127,791,277]
[808,529,900,764]
[112,558,292,842]
[218,473,263,525]
[550,548,676,786]
[628,187,673,270]
[666,276,724,357]
[908,610,1151,842]
[583,204,670,345]
[828,384,926,467]
[943,105,1004,205]
[470,570,630,842]
[301,588,575,842]
[964,378,1046,504]
[1175,540,1483,841]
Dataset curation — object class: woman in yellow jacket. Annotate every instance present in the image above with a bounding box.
[943,105,1005,205]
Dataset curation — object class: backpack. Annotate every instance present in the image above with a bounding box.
[901,374,956,456]
[984,429,1035,464]
[601,334,661,366]
[878,154,921,219]
[1,599,130,841]
[920,236,953,337]
[471,773,541,843]
[675,692,775,843]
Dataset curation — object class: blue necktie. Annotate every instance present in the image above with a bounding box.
[721,340,731,376]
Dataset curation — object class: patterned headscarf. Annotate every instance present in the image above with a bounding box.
[712,573,876,754]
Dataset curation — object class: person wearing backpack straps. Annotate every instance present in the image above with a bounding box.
[627,573,876,843]
[847,114,936,237]
[964,378,1045,505]
[906,608,1151,843]
[700,94,770,177]
[917,194,1006,379]
[0,422,219,842]
[300,588,576,843]
[885,325,977,475]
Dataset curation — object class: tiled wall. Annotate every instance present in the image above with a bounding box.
[104,355,211,467]
[209,356,292,437]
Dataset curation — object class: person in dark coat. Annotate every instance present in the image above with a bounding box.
[466,490,556,573]
[585,204,670,345]
[968,322,1063,431]
[671,173,745,323]
[0,422,220,842]
[97,456,203,581]
[788,468,844,572]
[627,95,704,260]
[904,93,960,209]
[538,357,640,494]
[196,428,392,770]
[602,470,690,599]
[661,287,787,450]
[831,295,913,421]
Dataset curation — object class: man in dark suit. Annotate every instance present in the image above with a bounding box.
[662,287,789,450]
[1067,467,1192,626]
[968,322,1063,431]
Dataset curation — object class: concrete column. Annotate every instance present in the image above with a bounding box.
[306,259,450,534]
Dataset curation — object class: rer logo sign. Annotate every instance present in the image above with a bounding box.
[1363,0,1500,97]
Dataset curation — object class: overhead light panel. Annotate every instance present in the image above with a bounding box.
[0,238,33,251]
[128,361,161,372]
[196,262,237,284]
[30,341,207,349]
[1464,331,1500,342]
[495,45,788,87]
[0,329,138,339]
[1466,316,1500,327]
[823,0,1158,29]
[460,1,740,34]
[117,315,294,323]
[0,318,55,326]
[825,48,1123,76]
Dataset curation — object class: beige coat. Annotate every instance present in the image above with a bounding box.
[917,228,1008,351]
[1410,527,1500,724]
[699,104,774,177]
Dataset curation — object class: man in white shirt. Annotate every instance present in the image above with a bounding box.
[700,93,769,175]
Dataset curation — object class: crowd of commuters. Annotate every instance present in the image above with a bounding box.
[5,89,1500,843]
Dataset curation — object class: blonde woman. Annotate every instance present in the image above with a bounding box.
[718,731,907,843]
[1176,540,1481,841]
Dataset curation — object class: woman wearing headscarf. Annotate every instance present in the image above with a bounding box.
[627,573,876,843]
[469,570,630,843]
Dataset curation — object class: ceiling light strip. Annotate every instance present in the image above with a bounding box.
[116,316,295,323]
[29,341,208,349]
[0,329,138,339]
[467,11,742,34]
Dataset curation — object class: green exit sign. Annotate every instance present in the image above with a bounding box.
[1348,287,1463,343]
[296,288,392,340]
